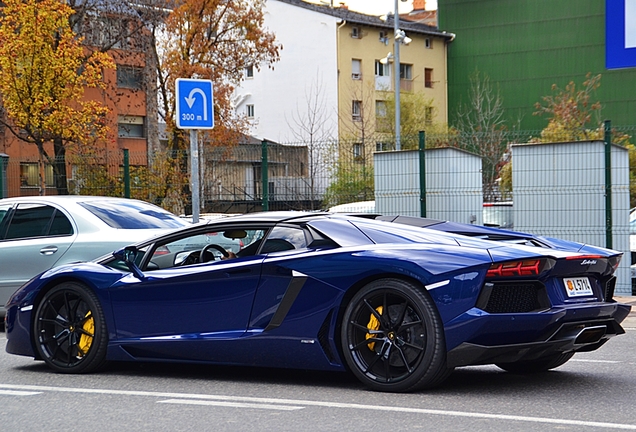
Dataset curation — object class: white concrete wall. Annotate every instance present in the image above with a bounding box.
[234,0,340,144]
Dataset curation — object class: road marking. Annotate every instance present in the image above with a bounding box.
[1,383,635,430]
[0,389,41,396]
[571,359,622,364]
[158,399,304,410]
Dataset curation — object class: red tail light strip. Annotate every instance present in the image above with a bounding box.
[487,259,542,278]
[565,255,603,260]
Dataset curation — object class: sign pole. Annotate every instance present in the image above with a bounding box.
[175,78,214,221]
[190,129,200,223]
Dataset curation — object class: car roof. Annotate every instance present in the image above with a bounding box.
[0,195,148,204]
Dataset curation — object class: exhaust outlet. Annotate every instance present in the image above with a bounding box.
[574,325,607,345]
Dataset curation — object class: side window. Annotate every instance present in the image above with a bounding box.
[147,229,267,269]
[5,203,64,240]
[49,211,74,236]
[261,226,307,254]
[0,204,12,238]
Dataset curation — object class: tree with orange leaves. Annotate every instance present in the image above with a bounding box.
[150,0,281,212]
[0,0,114,195]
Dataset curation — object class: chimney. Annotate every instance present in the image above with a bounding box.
[413,0,427,11]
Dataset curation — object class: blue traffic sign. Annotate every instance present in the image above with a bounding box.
[175,78,214,129]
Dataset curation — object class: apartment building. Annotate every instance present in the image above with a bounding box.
[235,0,454,153]
[0,7,156,197]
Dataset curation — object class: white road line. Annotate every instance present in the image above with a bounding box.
[571,359,622,364]
[158,399,304,411]
[0,389,41,396]
[1,383,635,430]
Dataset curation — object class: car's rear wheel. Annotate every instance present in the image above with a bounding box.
[33,282,108,373]
[495,352,575,374]
[341,278,451,392]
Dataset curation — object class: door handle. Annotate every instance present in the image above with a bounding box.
[39,246,58,255]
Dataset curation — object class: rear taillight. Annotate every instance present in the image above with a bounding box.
[565,254,602,260]
[487,259,545,278]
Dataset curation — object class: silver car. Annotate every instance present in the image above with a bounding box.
[0,196,188,317]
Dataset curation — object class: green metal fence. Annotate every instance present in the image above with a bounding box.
[2,125,634,220]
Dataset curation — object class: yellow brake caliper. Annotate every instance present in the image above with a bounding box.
[365,306,383,350]
[78,311,94,357]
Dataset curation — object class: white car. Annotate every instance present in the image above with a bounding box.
[328,200,376,213]
[0,196,188,317]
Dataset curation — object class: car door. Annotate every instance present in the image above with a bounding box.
[108,227,268,362]
[249,226,312,330]
[0,202,76,309]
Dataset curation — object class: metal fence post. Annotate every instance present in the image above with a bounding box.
[123,149,130,198]
[262,140,269,211]
[419,131,427,217]
[604,120,613,249]
[0,153,8,199]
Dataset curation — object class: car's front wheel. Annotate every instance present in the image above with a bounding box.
[33,282,108,373]
[341,278,452,392]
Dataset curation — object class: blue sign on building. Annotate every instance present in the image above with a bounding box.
[175,78,214,129]
[606,0,636,69]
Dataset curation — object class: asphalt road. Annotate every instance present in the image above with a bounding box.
[2,323,636,432]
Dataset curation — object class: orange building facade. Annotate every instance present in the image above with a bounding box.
[0,16,156,198]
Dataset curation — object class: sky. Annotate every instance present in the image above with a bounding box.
[306,0,438,16]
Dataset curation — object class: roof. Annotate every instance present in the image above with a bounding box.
[273,0,454,39]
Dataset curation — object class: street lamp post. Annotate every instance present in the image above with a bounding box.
[394,0,401,151]
[380,2,410,151]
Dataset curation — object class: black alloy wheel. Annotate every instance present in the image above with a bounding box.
[341,278,451,392]
[33,282,108,373]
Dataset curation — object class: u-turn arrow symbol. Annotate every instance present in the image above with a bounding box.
[184,88,208,121]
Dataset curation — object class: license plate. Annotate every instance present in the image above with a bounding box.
[563,277,593,297]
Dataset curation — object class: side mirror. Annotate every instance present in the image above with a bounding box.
[113,246,146,280]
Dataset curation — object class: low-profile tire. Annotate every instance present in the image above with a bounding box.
[341,278,452,392]
[33,282,108,374]
[496,352,574,374]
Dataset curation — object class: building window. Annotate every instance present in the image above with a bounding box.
[117,65,143,89]
[425,107,434,125]
[85,17,131,50]
[399,64,413,80]
[376,142,391,151]
[379,30,389,45]
[246,104,255,118]
[352,100,362,120]
[353,143,363,158]
[375,60,390,77]
[118,115,145,138]
[351,59,362,80]
[351,27,360,38]
[425,68,434,88]
[20,163,54,187]
[375,100,387,118]
[425,38,433,49]
[245,65,254,78]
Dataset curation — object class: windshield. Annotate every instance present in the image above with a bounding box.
[80,200,188,229]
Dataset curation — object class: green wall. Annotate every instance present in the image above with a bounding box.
[439,0,636,130]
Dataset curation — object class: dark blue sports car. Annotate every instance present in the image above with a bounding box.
[4,212,631,392]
